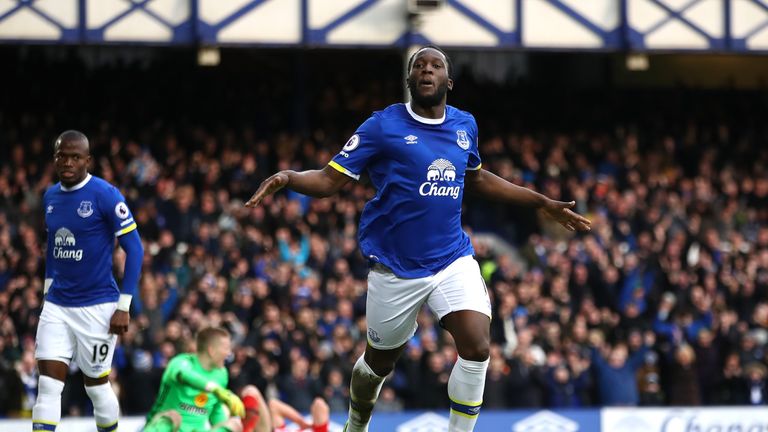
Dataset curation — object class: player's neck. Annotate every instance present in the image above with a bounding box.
[60,173,92,191]
[198,354,216,370]
[409,101,446,120]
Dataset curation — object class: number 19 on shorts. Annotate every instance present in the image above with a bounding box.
[92,343,109,362]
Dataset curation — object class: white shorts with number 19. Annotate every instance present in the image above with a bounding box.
[35,301,118,378]
[365,255,492,350]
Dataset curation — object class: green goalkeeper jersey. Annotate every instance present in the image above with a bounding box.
[146,353,229,431]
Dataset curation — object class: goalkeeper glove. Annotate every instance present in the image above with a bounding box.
[212,386,245,418]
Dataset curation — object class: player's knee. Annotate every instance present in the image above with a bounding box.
[38,375,66,397]
[364,355,396,377]
[311,397,329,422]
[240,385,258,398]
[369,362,395,377]
[461,343,490,362]
[225,416,243,432]
[311,397,329,414]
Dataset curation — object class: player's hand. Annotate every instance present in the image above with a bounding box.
[245,172,290,208]
[109,310,130,335]
[540,199,592,232]
[213,387,246,418]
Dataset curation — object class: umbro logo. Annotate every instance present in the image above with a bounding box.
[405,135,418,145]
[368,328,381,343]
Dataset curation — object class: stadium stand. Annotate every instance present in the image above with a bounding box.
[0,48,766,422]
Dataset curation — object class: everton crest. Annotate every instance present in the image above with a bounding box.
[77,201,93,218]
[456,130,470,150]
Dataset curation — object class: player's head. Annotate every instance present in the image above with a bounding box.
[406,45,453,108]
[196,327,232,368]
[53,130,91,187]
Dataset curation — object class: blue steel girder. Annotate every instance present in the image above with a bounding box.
[4,0,768,53]
[305,0,379,45]
[445,0,519,46]
[731,0,768,50]
[545,0,623,49]
[197,0,271,44]
[629,0,726,50]
[85,0,193,43]
[307,0,521,48]
[0,0,79,42]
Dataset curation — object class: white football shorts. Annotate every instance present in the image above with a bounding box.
[365,254,492,350]
[35,301,118,378]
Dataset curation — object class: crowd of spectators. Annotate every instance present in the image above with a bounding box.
[0,48,767,418]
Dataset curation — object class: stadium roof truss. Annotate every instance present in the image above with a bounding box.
[0,0,766,52]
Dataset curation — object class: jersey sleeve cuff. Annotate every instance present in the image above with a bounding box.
[114,222,137,237]
[467,163,482,171]
[328,161,360,180]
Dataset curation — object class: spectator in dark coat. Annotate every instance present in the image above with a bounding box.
[667,344,701,406]
[591,340,648,406]
[545,364,588,408]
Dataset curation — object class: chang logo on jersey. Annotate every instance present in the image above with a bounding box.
[53,227,84,261]
[179,402,208,415]
[419,158,460,199]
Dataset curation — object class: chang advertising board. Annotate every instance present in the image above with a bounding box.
[602,407,768,432]
[357,409,600,431]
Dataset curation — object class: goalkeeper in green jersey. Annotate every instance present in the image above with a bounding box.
[144,327,246,432]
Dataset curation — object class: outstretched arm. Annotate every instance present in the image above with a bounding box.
[245,165,352,208]
[465,169,591,232]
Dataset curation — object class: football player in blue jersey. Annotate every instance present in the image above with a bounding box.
[246,46,591,432]
[32,131,144,432]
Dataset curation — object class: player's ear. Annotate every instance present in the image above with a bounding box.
[447,78,453,91]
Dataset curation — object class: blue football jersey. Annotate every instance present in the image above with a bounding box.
[329,103,481,278]
[43,174,137,307]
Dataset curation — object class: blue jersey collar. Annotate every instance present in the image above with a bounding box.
[406,102,445,125]
[60,173,92,192]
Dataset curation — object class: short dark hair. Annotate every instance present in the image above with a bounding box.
[196,327,230,353]
[407,45,453,79]
[54,130,89,152]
